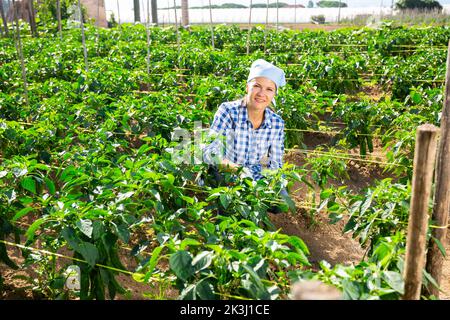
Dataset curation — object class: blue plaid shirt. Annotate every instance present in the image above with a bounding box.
[203,99,285,180]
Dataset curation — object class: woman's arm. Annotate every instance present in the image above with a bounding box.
[268,125,285,170]
[203,103,234,166]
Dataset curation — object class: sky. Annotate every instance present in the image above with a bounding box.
[106,1,450,9]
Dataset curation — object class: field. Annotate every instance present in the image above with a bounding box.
[1,20,450,300]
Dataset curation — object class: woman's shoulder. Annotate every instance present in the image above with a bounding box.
[218,99,244,115]
[266,108,285,128]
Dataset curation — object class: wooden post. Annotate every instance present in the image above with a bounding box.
[28,0,37,37]
[403,124,439,300]
[0,0,9,37]
[264,0,268,54]
[12,0,29,107]
[151,0,158,25]
[56,0,62,40]
[425,40,450,298]
[78,0,88,72]
[173,0,180,54]
[208,0,214,49]
[276,0,279,31]
[145,0,151,76]
[134,0,141,22]
[181,0,188,27]
[95,0,100,52]
[294,0,297,24]
[338,0,342,24]
[246,0,252,55]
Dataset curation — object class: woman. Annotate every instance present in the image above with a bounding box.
[203,59,287,188]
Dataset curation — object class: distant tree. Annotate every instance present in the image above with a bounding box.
[317,1,347,7]
[307,0,314,8]
[221,3,247,8]
[311,14,325,23]
[33,0,80,21]
[268,2,289,7]
[251,3,267,8]
[395,0,443,11]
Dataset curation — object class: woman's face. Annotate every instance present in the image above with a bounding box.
[246,77,276,111]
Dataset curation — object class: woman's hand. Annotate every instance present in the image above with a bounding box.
[221,158,239,172]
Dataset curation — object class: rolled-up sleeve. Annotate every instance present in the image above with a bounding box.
[203,103,232,165]
[268,124,285,170]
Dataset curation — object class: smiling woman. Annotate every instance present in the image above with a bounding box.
[202,59,288,212]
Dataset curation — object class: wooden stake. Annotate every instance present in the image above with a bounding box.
[12,0,29,107]
[95,0,100,53]
[264,0,269,53]
[28,0,37,37]
[425,40,450,298]
[78,0,88,72]
[403,124,439,300]
[208,0,214,49]
[173,0,180,54]
[145,0,151,76]
[0,0,9,37]
[134,0,141,22]
[151,0,158,25]
[56,0,62,40]
[276,0,279,31]
[294,0,297,24]
[246,0,252,55]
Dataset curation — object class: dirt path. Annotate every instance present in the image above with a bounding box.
[269,210,366,268]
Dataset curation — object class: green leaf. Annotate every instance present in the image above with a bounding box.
[169,250,194,282]
[242,264,270,300]
[423,269,440,290]
[195,279,215,300]
[382,271,404,294]
[12,207,34,222]
[431,236,447,257]
[180,238,201,250]
[342,279,360,300]
[60,165,77,182]
[44,177,56,195]
[343,217,357,233]
[62,228,98,267]
[411,91,422,104]
[144,246,164,280]
[220,194,231,209]
[320,189,333,200]
[181,195,194,205]
[78,242,99,267]
[92,221,105,241]
[25,218,46,241]
[21,177,36,194]
[76,219,93,238]
[288,236,310,255]
[286,251,311,266]
[281,193,296,212]
[62,227,80,251]
[113,223,130,243]
[192,251,213,272]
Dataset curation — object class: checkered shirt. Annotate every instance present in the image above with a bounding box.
[203,99,285,180]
